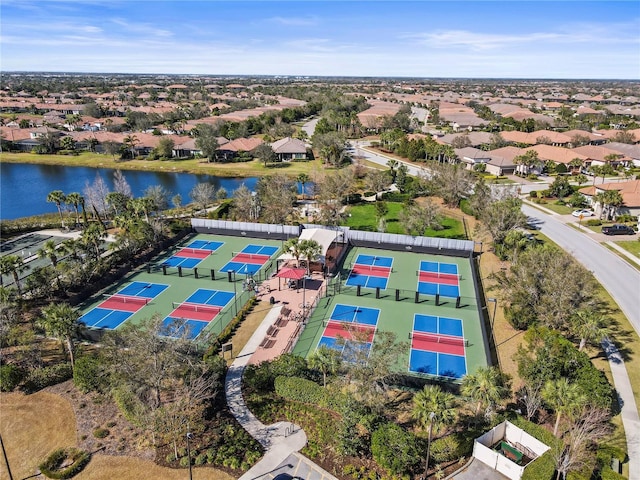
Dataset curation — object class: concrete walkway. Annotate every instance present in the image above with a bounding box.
[225,304,338,480]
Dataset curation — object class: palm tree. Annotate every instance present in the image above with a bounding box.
[568,157,584,175]
[412,384,458,478]
[38,302,80,370]
[0,254,27,296]
[296,173,310,199]
[123,134,139,159]
[571,310,609,351]
[542,378,586,436]
[387,159,398,182]
[47,190,67,228]
[308,345,342,387]
[513,150,541,176]
[460,366,510,416]
[65,192,83,226]
[284,238,304,267]
[300,239,322,275]
[81,223,106,259]
[38,239,59,268]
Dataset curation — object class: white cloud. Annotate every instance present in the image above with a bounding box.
[110,18,173,38]
[266,16,319,27]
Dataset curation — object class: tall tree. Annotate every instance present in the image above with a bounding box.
[542,378,586,436]
[460,366,510,416]
[0,255,27,296]
[254,143,277,167]
[194,123,220,162]
[189,183,216,213]
[571,309,609,352]
[514,149,542,175]
[283,238,304,268]
[122,134,139,159]
[38,302,80,370]
[65,192,83,226]
[143,185,170,213]
[296,173,310,199]
[426,163,475,207]
[308,345,342,387]
[113,169,133,197]
[399,199,442,235]
[231,184,255,221]
[300,239,322,275]
[37,239,60,268]
[256,174,297,224]
[47,190,67,228]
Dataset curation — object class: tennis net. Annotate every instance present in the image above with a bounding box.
[180,247,213,255]
[412,331,467,346]
[172,302,222,315]
[108,295,150,306]
[232,252,269,261]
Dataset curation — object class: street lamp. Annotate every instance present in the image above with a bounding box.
[424,412,436,479]
[487,298,497,330]
[231,270,238,316]
[186,432,193,480]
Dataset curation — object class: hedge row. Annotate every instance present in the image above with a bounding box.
[204,297,258,360]
[274,375,347,411]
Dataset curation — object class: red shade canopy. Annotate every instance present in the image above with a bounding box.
[275,267,306,280]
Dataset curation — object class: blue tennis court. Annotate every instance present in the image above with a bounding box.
[80,309,133,329]
[355,254,393,268]
[162,318,209,340]
[420,261,459,274]
[414,314,464,337]
[409,349,467,379]
[345,273,389,289]
[417,282,460,298]
[318,336,373,363]
[187,240,224,251]
[185,288,235,307]
[162,256,202,268]
[330,303,380,326]
[118,281,169,299]
[242,244,279,256]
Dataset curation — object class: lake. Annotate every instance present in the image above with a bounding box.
[0,163,260,220]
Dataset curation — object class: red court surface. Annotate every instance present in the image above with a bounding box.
[419,271,459,285]
[234,253,270,264]
[170,304,220,322]
[176,248,211,259]
[352,264,391,277]
[324,320,376,342]
[411,332,465,356]
[99,295,148,312]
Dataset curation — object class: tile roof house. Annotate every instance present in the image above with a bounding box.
[455,146,518,175]
[571,145,631,167]
[270,137,307,161]
[578,179,640,217]
[604,142,640,166]
[528,144,588,173]
[217,137,263,161]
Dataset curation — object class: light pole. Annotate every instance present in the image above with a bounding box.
[424,412,435,479]
[186,432,193,480]
[0,434,14,480]
[231,270,237,316]
[487,298,497,330]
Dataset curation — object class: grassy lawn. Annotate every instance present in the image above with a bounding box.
[0,391,235,480]
[0,151,322,178]
[615,240,640,258]
[344,201,466,238]
[534,201,574,215]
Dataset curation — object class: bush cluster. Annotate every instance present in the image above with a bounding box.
[38,447,91,479]
[0,364,25,392]
[92,427,110,439]
[23,364,72,393]
[586,219,602,226]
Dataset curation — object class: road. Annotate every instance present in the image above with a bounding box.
[521,204,640,332]
[351,142,428,177]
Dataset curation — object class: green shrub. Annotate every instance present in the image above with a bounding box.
[615,214,636,223]
[460,199,474,216]
[430,435,460,463]
[381,192,410,203]
[363,191,375,197]
[0,364,24,392]
[73,356,105,393]
[586,219,602,226]
[371,423,420,475]
[39,447,91,479]
[165,453,176,463]
[195,453,207,466]
[179,456,191,467]
[275,376,324,404]
[23,364,72,393]
[93,428,109,439]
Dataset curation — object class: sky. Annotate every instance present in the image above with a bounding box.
[1,0,639,79]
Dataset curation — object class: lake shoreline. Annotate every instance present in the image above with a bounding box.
[0,152,319,178]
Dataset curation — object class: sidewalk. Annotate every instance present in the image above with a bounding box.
[225,303,338,480]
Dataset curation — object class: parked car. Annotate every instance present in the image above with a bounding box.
[602,224,636,235]
[572,209,594,217]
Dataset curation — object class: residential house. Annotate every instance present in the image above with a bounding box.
[217,137,263,161]
[571,145,631,168]
[270,137,307,161]
[528,144,588,174]
[172,136,229,158]
[456,146,517,176]
[578,179,640,218]
[604,142,640,167]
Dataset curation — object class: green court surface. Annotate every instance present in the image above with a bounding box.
[78,233,282,340]
[292,246,488,381]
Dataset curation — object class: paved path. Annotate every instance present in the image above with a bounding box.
[225,304,338,480]
[520,202,640,479]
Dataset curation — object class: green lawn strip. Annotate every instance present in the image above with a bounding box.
[293,246,486,380]
[534,201,573,215]
[77,234,282,339]
[614,240,640,258]
[0,152,321,178]
[345,202,465,238]
[601,244,640,272]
